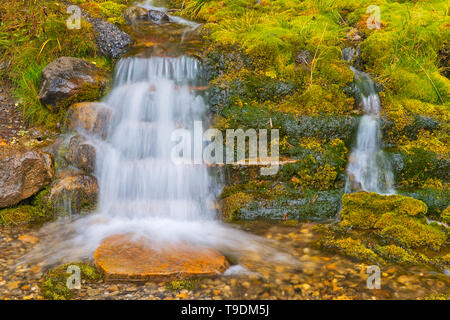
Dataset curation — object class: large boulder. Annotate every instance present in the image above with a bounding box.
[0,146,54,208]
[68,102,113,138]
[38,57,107,112]
[66,134,96,173]
[48,174,98,215]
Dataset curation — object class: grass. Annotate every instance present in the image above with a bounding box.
[0,0,136,129]
[176,0,449,189]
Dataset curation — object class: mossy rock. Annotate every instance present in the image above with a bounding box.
[220,192,253,221]
[374,245,418,264]
[319,237,382,264]
[441,207,450,224]
[340,192,446,250]
[0,188,54,226]
[39,263,103,300]
[340,192,428,229]
[400,188,449,219]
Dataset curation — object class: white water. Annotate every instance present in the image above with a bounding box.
[21,53,295,268]
[345,67,395,194]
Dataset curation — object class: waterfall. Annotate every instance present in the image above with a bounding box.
[21,53,294,266]
[345,66,395,194]
[96,56,216,222]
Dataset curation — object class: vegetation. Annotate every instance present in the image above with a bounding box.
[175,0,449,210]
[0,0,136,129]
[0,188,53,226]
[315,192,449,268]
[39,262,103,300]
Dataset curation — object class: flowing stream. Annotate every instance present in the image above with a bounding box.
[345,66,395,194]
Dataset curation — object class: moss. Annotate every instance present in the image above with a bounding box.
[340,192,446,250]
[220,192,253,221]
[56,80,107,113]
[374,245,418,264]
[422,293,450,300]
[0,188,54,226]
[340,192,428,229]
[319,237,382,264]
[399,188,449,219]
[165,279,199,291]
[39,262,102,300]
[441,207,450,224]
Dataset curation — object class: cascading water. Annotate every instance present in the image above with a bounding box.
[20,7,295,268]
[345,66,395,194]
[96,56,216,223]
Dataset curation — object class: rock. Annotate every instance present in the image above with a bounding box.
[94,234,229,281]
[68,102,112,138]
[48,174,98,214]
[346,28,362,42]
[123,5,149,24]
[66,134,96,173]
[0,146,54,208]
[147,9,170,24]
[38,57,107,112]
[92,19,132,59]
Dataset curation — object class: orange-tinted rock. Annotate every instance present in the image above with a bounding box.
[68,102,112,138]
[94,235,229,281]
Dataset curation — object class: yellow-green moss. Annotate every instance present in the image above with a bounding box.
[0,188,53,226]
[39,263,103,300]
[340,192,446,250]
[375,212,446,250]
[375,245,418,264]
[441,207,450,224]
[320,237,382,264]
[165,278,199,291]
[340,192,428,228]
[220,192,252,221]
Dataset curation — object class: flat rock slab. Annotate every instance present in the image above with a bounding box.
[94,235,229,281]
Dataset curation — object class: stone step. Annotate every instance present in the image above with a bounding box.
[94,234,229,281]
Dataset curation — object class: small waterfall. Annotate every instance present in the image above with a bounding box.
[95,55,216,223]
[345,66,395,194]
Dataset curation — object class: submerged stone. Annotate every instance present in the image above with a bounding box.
[94,235,230,281]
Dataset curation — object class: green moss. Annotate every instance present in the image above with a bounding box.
[441,207,450,224]
[340,192,428,229]
[220,192,253,221]
[39,263,103,300]
[375,212,446,250]
[374,245,418,264]
[0,188,53,226]
[56,80,106,113]
[165,279,199,291]
[319,237,382,264]
[340,192,446,250]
